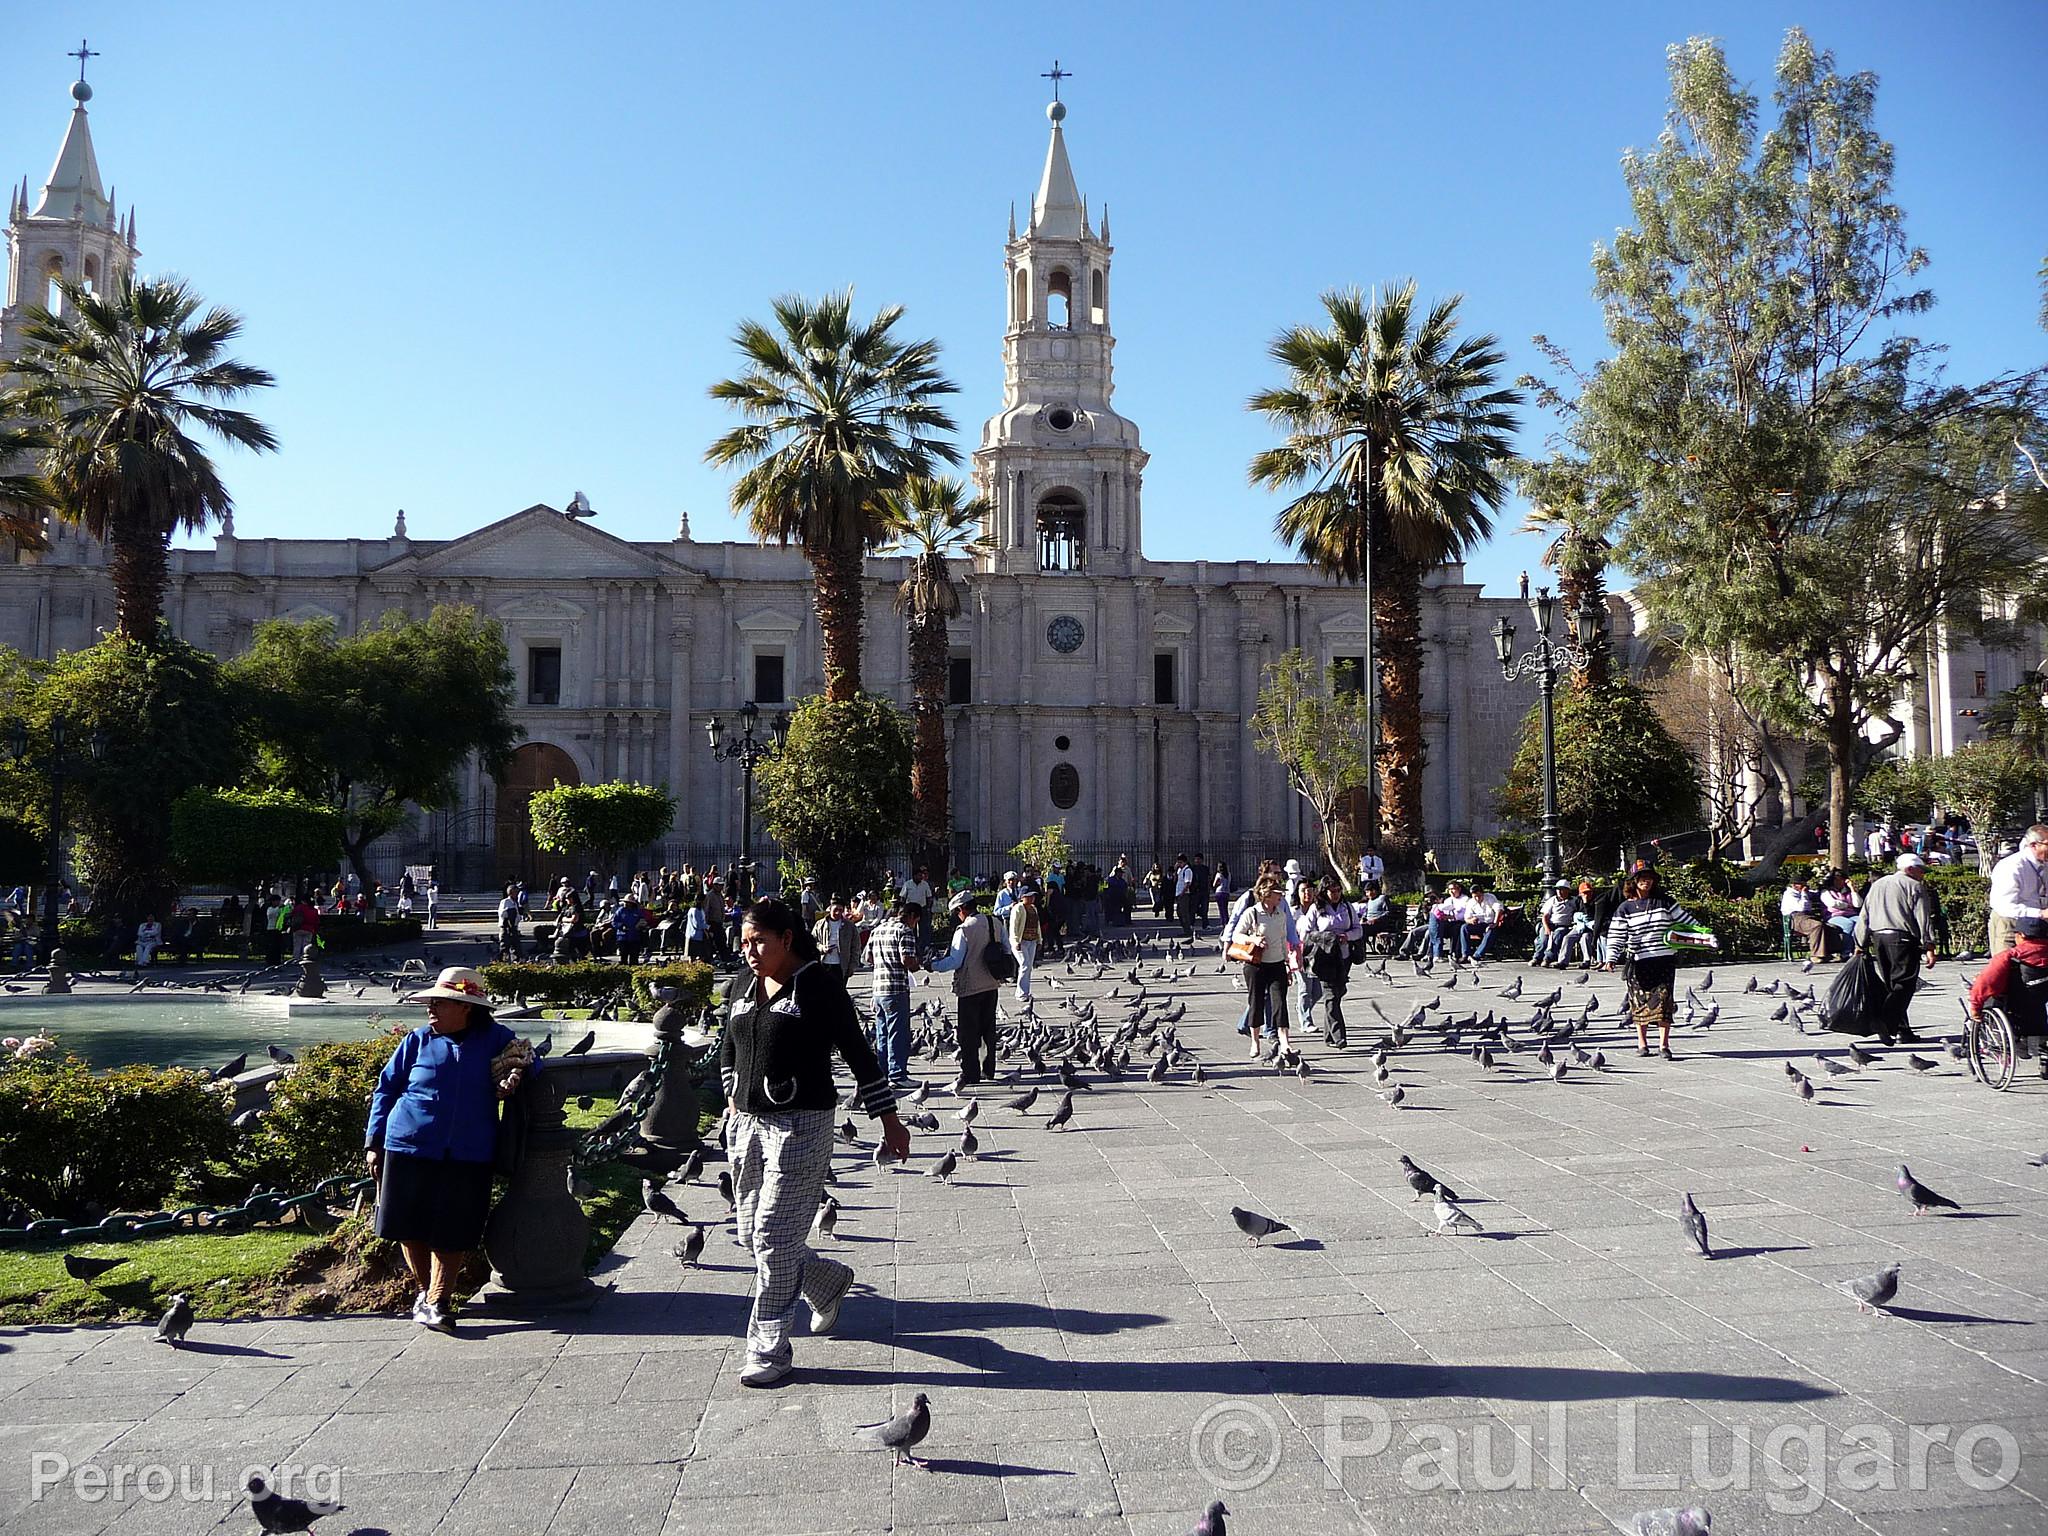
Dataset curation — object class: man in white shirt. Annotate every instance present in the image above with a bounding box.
[1866,825,1891,861]
[1988,823,2048,953]
[1172,856,1195,939]
[1356,849,1385,888]
[900,866,934,953]
[1459,883,1506,962]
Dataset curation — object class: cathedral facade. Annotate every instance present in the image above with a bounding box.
[9,78,1643,884]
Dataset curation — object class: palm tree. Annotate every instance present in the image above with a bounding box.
[1516,453,1617,688]
[1249,282,1521,865]
[5,276,276,643]
[879,475,989,879]
[706,290,960,702]
[0,421,54,552]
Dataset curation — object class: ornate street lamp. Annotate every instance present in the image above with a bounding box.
[1494,579,1607,883]
[706,701,788,903]
[4,717,107,961]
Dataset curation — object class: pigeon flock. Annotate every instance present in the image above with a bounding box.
[616,924,2019,1534]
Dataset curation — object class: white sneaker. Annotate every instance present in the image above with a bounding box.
[408,1291,428,1323]
[740,1357,792,1388]
[808,1261,855,1336]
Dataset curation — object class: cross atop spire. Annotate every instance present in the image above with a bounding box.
[1041,60,1071,102]
[68,39,100,84]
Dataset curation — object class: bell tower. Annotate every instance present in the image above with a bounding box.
[3,47,138,365]
[973,71,1147,578]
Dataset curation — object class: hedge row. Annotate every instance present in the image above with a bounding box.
[478,959,715,1015]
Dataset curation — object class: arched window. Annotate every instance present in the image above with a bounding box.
[1047,268,1072,329]
[1037,489,1086,571]
[1090,268,1106,325]
[42,254,63,313]
[1012,266,1029,325]
[82,255,98,293]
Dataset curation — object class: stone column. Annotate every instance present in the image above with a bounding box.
[668,615,693,846]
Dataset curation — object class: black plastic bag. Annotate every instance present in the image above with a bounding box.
[1823,951,1882,1035]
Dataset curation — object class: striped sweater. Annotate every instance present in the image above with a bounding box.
[1606,895,1695,962]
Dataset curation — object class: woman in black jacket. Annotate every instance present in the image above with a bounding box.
[720,898,909,1387]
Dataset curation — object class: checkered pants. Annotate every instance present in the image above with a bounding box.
[728,1108,852,1369]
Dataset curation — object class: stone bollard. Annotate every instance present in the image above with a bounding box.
[295,955,325,998]
[42,948,72,995]
[479,1055,645,1313]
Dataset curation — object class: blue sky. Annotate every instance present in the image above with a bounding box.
[5,1,2042,598]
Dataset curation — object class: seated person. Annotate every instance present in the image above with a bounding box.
[1357,881,1396,942]
[1398,883,1466,960]
[552,911,591,964]
[164,908,195,963]
[1533,880,1578,966]
[134,915,163,966]
[1781,875,1834,960]
[1967,918,2048,1073]
[1819,873,1860,953]
[1459,882,1506,961]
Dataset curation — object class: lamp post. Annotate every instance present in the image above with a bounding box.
[5,717,108,962]
[705,700,788,904]
[1492,579,1607,885]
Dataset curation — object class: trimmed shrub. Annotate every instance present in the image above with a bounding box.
[0,1054,233,1219]
[479,961,632,1006]
[628,961,715,1016]
[233,1036,393,1191]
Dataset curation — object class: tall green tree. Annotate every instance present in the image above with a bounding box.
[2,277,276,643]
[1249,282,1521,866]
[1496,680,1700,872]
[0,421,54,552]
[1527,30,2048,871]
[878,474,988,880]
[1249,650,1377,877]
[230,606,521,887]
[0,634,247,921]
[1925,741,2048,873]
[706,290,960,702]
[753,694,912,898]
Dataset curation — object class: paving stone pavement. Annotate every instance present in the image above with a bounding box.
[5,945,2047,1535]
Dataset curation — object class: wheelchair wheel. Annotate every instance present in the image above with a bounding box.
[1969,1006,2018,1091]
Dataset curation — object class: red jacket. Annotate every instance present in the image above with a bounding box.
[1967,939,2048,1015]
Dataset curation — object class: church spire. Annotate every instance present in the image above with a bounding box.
[32,48,110,224]
[1031,97,1086,240]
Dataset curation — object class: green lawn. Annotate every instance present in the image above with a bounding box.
[0,1089,698,1325]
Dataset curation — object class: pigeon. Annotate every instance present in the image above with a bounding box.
[1230,1206,1292,1243]
[642,1179,686,1222]
[1847,1041,1876,1066]
[956,1099,980,1125]
[835,1118,861,1145]
[1044,1092,1075,1131]
[212,1052,248,1080]
[265,1044,295,1066]
[716,1169,735,1207]
[1002,1086,1039,1113]
[1896,1164,1959,1214]
[1550,1059,1568,1083]
[958,1126,979,1160]
[1191,1499,1230,1536]
[62,1253,127,1283]
[1381,1084,1406,1107]
[1819,1056,1855,1077]
[154,1293,194,1346]
[927,1150,959,1182]
[1798,1077,1815,1102]
[1430,1196,1483,1236]
[563,1029,596,1056]
[1295,1057,1313,1082]
[1630,1510,1711,1536]
[813,1196,840,1238]
[1841,1262,1902,1314]
[674,1224,706,1267]
[904,1110,939,1131]
[1679,1194,1711,1259]
[853,1391,933,1468]
[247,1472,345,1532]
[1905,1054,1937,1073]
[678,1149,705,1185]
[1399,1155,1456,1203]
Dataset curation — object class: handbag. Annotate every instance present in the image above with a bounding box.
[983,936,1018,983]
[1225,915,1266,965]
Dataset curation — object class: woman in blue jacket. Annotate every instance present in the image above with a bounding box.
[364,966,529,1332]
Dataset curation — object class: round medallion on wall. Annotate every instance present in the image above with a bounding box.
[1049,762,1081,809]
[1047,615,1086,654]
